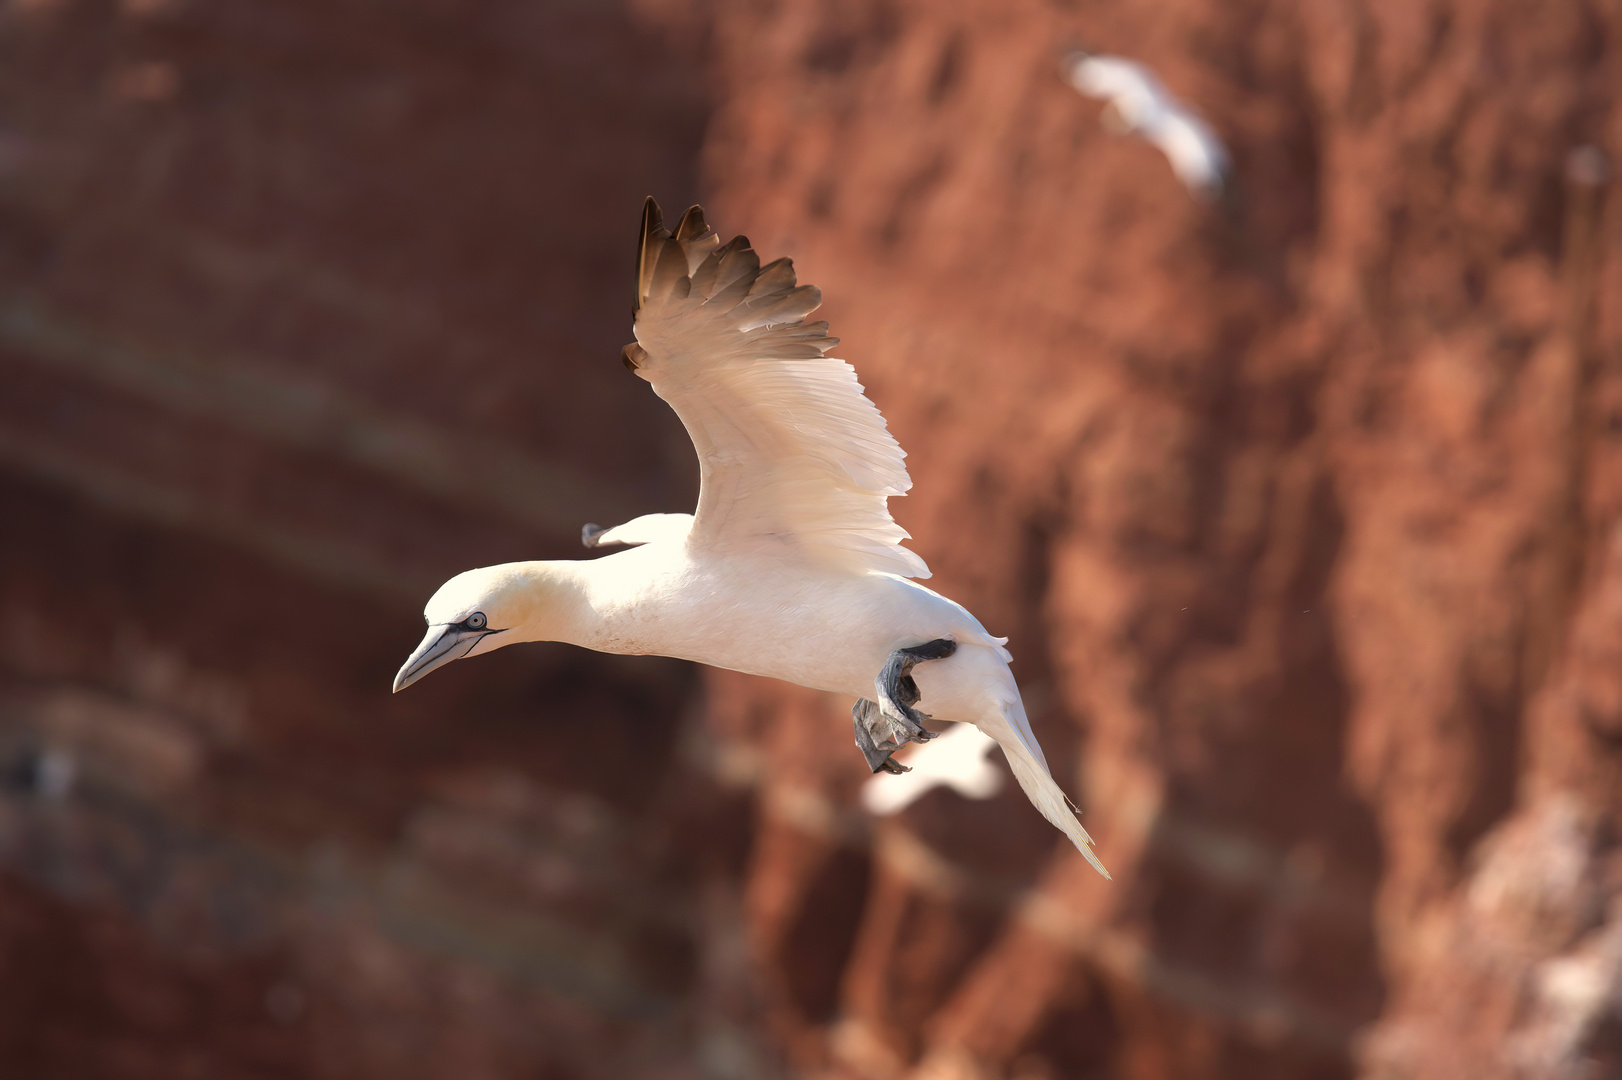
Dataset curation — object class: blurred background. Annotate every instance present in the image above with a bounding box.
[0,0,1617,1077]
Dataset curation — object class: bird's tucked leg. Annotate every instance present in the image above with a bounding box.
[853,638,957,774]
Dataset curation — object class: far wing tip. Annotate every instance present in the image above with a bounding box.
[636,198,670,313]
[674,204,709,242]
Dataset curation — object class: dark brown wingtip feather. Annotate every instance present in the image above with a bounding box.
[636,197,667,313]
[674,204,709,242]
[749,256,798,298]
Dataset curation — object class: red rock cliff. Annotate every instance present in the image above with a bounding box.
[651,0,1622,1077]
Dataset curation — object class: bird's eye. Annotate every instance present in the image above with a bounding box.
[465,612,487,630]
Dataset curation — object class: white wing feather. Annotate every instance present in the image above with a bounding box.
[624,200,929,578]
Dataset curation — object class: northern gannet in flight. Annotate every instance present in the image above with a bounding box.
[393,200,1108,878]
[1062,50,1230,200]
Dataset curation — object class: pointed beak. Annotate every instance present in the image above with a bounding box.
[393,624,483,693]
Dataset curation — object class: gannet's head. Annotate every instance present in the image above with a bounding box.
[392,563,542,693]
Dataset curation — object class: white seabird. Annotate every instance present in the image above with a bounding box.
[1062,50,1230,200]
[393,200,1108,879]
[862,721,1004,816]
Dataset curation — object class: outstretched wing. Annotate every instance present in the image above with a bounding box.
[623,198,929,579]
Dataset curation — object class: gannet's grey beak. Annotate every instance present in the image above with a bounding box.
[393,624,480,693]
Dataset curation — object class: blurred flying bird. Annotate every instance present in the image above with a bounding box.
[862,721,1004,815]
[393,200,1109,879]
[1062,50,1230,200]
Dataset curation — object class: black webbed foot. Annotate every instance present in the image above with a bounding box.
[853,639,957,774]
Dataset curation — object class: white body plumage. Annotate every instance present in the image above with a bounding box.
[565,540,1001,699]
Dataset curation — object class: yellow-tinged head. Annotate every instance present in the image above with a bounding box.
[392,562,581,692]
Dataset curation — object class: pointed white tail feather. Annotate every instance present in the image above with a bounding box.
[908,643,1106,877]
[985,698,1111,880]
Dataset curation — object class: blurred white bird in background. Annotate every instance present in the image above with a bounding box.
[862,721,1004,815]
[1062,50,1231,201]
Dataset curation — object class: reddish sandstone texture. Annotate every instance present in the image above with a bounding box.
[653,0,1622,1076]
[0,0,1618,1078]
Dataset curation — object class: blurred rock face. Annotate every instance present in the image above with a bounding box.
[0,1,719,1077]
[0,0,1617,1079]
[667,0,1622,1077]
